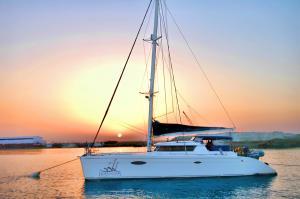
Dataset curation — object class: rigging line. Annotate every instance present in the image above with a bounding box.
[155,33,161,93]
[183,111,193,125]
[161,47,169,122]
[161,1,180,123]
[164,3,236,129]
[161,4,175,122]
[180,96,196,124]
[118,123,147,137]
[161,1,180,122]
[90,0,153,148]
[153,11,164,117]
[159,10,169,123]
[161,0,175,116]
[153,111,175,119]
[139,7,152,132]
[113,119,146,133]
[160,3,175,117]
[158,36,175,120]
[138,95,147,134]
[160,34,176,120]
[141,2,154,91]
[143,1,154,39]
[152,44,161,119]
[167,59,175,114]
[177,91,212,125]
[140,44,152,91]
[160,2,182,124]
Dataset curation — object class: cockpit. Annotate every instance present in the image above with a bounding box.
[193,135,232,151]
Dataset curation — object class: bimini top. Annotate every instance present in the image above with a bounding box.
[152,120,233,136]
[194,135,233,140]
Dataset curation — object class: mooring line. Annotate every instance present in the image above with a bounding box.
[270,163,300,167]
[0,157,80,184]
[30,157,79,179]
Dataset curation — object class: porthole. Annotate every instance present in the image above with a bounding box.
[194,161,202,164]
[131,161,146,165]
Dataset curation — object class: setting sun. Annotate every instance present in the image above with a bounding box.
[117,133,123,138]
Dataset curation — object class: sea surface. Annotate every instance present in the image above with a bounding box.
[0,147,299,199]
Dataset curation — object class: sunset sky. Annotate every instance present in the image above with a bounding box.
[0,0,299,142]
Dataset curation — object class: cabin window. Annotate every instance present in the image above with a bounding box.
[154,146,196,152]
[194,161,202,164]
[131,161,146,165]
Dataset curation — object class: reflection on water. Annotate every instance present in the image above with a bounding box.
[0,148,299,198]
[0,149,44,155]
[84,176,274,198]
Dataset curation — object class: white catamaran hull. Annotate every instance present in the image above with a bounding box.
[80,153,276,180]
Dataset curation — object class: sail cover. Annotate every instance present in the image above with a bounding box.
[152,120,232,136]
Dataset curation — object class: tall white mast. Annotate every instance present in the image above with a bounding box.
[147,0,160,152]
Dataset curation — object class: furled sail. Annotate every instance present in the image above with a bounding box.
[152,120,233,136]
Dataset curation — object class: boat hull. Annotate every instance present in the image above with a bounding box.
[80,153,276,180]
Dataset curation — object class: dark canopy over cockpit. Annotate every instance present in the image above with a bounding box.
[152,120,233,136]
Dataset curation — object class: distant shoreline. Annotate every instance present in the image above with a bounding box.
[0,138,299,150]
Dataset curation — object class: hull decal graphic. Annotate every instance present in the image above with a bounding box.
[99,159,121,176]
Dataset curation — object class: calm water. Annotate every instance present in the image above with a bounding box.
[0,147,299,199]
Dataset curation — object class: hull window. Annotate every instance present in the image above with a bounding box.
[131,161,147,165]
[193,161,202,164]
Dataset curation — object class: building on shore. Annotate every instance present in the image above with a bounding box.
[0,136,46,148]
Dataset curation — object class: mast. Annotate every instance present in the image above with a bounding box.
[147,0,160,152]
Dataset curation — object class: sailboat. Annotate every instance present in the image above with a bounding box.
[80,0,276,180]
